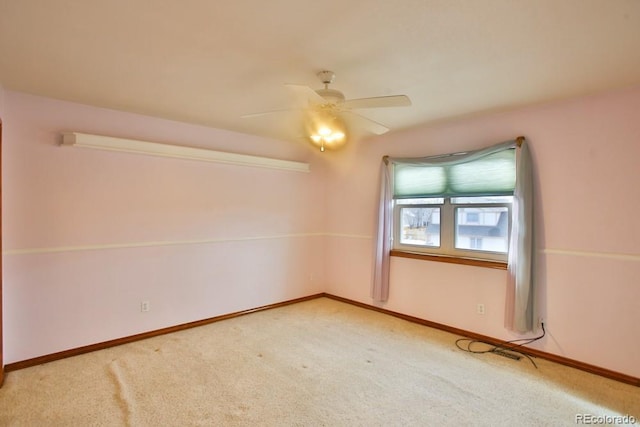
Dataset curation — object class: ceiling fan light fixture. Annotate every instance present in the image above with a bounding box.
[318,126,332,136]
[306,114,347,152]
[309,128,345,144]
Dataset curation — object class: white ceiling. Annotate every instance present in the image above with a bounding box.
[1,0,640,145]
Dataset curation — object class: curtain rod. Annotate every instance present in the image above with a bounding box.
[383,136,525,164]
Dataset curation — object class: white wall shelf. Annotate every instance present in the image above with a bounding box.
[61,132,310,173]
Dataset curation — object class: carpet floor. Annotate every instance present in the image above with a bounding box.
[1,297,638,426]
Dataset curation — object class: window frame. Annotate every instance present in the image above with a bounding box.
[393,197,512,263]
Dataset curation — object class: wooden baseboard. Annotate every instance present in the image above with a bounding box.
[5,292,639,387]
[4,293,324,373]
[323,293,640,387]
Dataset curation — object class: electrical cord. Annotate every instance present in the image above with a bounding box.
[455,322,546,368]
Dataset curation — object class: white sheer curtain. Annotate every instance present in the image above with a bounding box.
[372,157,393,301]
[506,141,535,332]
[372,138,534,332]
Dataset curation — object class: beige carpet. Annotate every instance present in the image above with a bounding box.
[1,297,638,426]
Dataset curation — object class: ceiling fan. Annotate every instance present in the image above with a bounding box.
[243,70,411,151]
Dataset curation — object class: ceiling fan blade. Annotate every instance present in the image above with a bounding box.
[343,95,411,110]
[285,84,327,105]
[342,111,390,135]
[241,107,302,119]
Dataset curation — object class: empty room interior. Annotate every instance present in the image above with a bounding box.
[1,1,639,425]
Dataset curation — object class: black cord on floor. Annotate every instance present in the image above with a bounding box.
[455,323,546,368]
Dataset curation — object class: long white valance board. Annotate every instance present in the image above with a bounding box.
[61,132,310,173]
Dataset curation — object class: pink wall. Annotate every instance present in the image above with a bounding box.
[324,85,640,378]
[2,91,327,363]
[2,86,640,379]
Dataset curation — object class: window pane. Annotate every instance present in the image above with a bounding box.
[399,207,440,247]
[452,196,513,204]
[455,206,509,253]
[395,197,444,205]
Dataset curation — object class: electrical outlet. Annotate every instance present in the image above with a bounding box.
[538,316,545,328]
[141,301,150,312]
[477,303,485,315]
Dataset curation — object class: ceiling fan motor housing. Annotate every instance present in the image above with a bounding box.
[315,88,345,104]
[315,70,344,104]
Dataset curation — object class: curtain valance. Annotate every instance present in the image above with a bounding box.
[393,146,516,198]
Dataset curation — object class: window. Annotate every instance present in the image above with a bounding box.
[375,139,533,328]
[394,196,512,261]
[391,148,516,263]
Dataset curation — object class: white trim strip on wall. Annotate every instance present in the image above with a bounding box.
[62,132,311,173]
[5,234,639,262]
[3,233,326,256]
[3,233,372,256]
[323,233,373,240]
[542,248,640,262]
